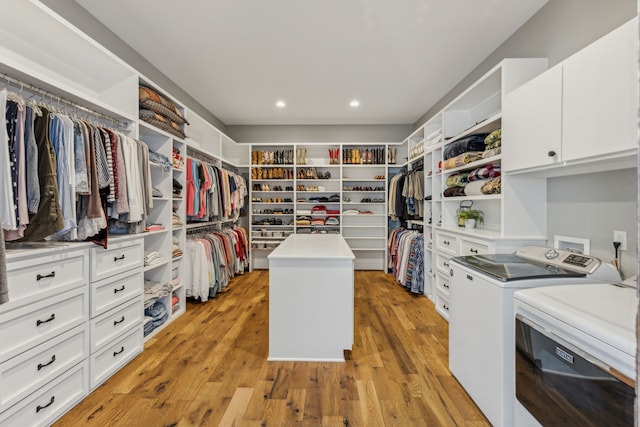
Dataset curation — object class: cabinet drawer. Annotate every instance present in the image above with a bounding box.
[435,274,451,298]
[435,252,453,276]
[90,239,143,282]
[0,324,88,412]
[91,297,143,353]
[0,359,88,427]
[0,287,88,362]
[459,238,493,256]
[435,292,450,321]
[5,248,88,310]
[90,326,143,389]
[91,269,143,318]
[435,232,458,255]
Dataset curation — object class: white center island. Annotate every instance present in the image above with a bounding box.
[267,234,355,362]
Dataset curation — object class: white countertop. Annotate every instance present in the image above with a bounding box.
[268,234,355,260]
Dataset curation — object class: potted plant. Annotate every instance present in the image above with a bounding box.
[457,208,484,229]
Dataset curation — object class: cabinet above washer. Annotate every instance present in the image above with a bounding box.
[503,17,638,175]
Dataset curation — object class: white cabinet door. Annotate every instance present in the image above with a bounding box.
[562,18,637,162]
[502,65,562,172]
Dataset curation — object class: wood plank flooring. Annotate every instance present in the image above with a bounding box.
[54,270,489,426]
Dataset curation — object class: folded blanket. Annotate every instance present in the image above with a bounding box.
[446,172,470,187]
[481,177,501,194]
[443,186,466,197]
[442,152,484,169]
[484,129,502,149]
[468,164,501,181]
[443,134,488,160]
[482,146,502,159]
[464,179,489,196]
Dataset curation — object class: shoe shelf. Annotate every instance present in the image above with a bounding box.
[248,142,409,271]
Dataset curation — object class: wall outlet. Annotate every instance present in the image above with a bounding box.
[613,230,627,251]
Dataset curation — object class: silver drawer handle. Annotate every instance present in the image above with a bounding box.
[36,271,55,281]
[113,346,125,357]
[37,354,56,371]
[36,396,55,413]
[114,316,125,326]
[114,285,126,294]
[113,254,126,262]
[36,313,55,326]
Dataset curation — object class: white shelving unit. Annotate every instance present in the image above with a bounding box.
[248,143,407,271]
[400,58,549,320]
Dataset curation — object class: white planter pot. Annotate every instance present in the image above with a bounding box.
[465,219,476,229]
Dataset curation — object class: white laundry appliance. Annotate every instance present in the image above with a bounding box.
[448,246,621,427]
[513,282,636,427]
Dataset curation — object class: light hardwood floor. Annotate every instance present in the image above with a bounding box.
[55,270,489,426]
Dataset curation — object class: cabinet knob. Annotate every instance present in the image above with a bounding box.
[547,150,557,157]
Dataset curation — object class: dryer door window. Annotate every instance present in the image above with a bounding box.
[515,315,634,427]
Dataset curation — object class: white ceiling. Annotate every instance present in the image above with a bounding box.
[75,0,548,126]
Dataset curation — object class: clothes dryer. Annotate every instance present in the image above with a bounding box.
[448,246,620,427]
[513,283,636,427]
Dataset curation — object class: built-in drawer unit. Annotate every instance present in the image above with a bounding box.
[4,247,88,310]
[435,273,451,298]
[90,239,144,282]
[459,238,493,256]
[0,324,88,413]
[0,360,88,427]
[0,287,89,362]
[435,232,458,255]
[435,292,450,321]
[90,269,143,318]
[90,326,143,389]
[435,252,453,276]
[90,297,143,353]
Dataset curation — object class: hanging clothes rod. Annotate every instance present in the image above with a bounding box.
[0,72,128,129]
[187,147,217,164]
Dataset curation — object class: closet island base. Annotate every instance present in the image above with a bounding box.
[267,234,355,362]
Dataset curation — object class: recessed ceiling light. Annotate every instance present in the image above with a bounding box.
[276,100,286,108]
[350,99,360,108]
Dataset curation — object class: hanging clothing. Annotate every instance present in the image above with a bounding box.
[388,227,425,294]
[185,227,249,302]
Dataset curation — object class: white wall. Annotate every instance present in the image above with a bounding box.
[416,0,636,128]
[547,168,637,278]
[226,124,412,144]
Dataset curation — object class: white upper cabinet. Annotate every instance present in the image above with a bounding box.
[561,17,637,162]
[502,65,562,171]
[503,17,638,173]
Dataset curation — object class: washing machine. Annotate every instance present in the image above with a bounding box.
[448,246,621,427]
[513,282,636,427]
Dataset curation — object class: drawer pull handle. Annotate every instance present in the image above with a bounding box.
[443,240,449,245]
[37,354,56,371]
[547,150,557,157]
[443,283,449,289]
[36,313,56,326]
[114,286,126,294]
[443,261,449,267]
[470,248,478,254]
[442,304,449,311]
[114,346,125,357]
[36,271,55,281]
[36,396,55,413]
[114,316,125,326]
[466,274,473,281]
[113,254,126,262]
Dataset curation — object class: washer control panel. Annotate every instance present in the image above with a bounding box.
[517,246,601,275]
